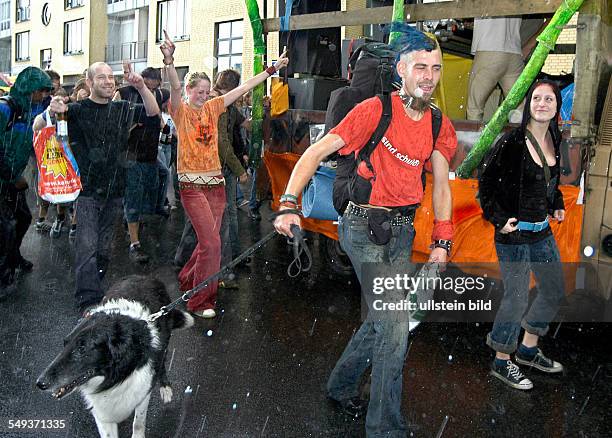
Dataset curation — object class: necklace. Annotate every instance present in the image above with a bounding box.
[398,88,426,118]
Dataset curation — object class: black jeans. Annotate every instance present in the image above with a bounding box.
[73,196,122,308]
[0,189,31,285]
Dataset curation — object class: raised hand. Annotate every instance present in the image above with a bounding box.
[159,30,176,59]
[272,49,289,71]
[123,60,144,90]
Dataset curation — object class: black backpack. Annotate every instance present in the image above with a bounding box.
[331,93,443,215]
[324,42,397,134]
[0,95,24,132]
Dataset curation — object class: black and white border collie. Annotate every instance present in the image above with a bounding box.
[37,275,194,438]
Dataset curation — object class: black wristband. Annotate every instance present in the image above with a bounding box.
[269,208,302,222]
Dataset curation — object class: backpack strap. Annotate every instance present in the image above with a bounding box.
[430,103,442,147]
[357,93,392,174]
[1,96,22,132]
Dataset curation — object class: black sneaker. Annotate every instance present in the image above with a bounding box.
[35,219,52,232]
[490,359,533,390]
[50,218,65,238]
[129,243,150,264]
[328,396,367,418]
[69,224,77,239]
[515,348,564,373]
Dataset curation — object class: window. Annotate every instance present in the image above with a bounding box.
[64,19,84,55]
[157,0,190,42]
[15,31,29,61]
[0,0,10,32]
[65,0,85,9]
[16,0,30,22]
[215,20,243,73]
[41,48,52,70]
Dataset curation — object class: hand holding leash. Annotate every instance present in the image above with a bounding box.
[273,207,302,238]
[287,224,312,277]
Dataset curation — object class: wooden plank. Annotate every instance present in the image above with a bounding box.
[572,10,609,138]
[263,0,563,33]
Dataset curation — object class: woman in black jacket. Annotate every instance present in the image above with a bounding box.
[479,79,566,391]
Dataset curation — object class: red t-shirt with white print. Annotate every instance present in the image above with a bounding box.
[329,93,457,207]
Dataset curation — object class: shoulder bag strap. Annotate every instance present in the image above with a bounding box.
[525,129,551,186]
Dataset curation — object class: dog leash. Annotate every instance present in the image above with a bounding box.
[149,220,311,322]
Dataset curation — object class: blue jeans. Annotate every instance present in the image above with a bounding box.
[327,210,415,438]
[124,161,158,223]
[74,196,122,308]
[220,167,239,266]
[157,144,171,211]
[248,167,258,210]
[487,234,565,354]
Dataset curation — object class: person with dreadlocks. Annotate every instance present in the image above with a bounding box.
[274,24,457,436]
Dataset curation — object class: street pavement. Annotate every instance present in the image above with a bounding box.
[0,198,610,437]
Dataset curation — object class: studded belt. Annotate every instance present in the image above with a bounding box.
[347,202,415,226]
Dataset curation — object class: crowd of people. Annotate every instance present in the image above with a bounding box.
[0,22,569,438]
[2,39,282,316]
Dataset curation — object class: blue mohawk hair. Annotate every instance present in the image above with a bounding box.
[389,22,437,56]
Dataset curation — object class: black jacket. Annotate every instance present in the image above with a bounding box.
[479,127,565,231]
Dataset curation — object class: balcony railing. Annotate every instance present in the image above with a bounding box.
[105,40,147,63]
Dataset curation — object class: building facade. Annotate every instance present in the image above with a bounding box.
[8,1,575,86]
[0,0,11,73]
[10,0,107,84]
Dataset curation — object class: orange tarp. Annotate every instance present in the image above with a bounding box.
[265,151,584,280]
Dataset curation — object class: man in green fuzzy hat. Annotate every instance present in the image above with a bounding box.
[0,66,52,294]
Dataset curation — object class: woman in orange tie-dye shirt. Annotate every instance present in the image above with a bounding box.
[160,30,288,318]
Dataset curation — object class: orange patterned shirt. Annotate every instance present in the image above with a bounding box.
[170,96,226,181]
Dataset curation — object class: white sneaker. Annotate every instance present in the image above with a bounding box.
[194,309,216,318]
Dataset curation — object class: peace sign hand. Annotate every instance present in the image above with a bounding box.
[123,60,144,90]
[159,29,176,59]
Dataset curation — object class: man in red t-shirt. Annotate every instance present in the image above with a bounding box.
[274,26,457,437]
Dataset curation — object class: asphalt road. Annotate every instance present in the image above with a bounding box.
[0,199,610,437]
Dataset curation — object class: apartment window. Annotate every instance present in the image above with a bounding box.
[65,0,85,9]
[15,31,29,61]
[0,0,10,32]
[216,20,243,73]
[41,48,52,70]
[16,0,30,22]
[157,0,190,42]
[64,19,84,55]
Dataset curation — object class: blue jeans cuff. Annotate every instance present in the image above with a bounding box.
[486,332,518,354]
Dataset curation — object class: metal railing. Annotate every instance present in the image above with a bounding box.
[105,40,147,63]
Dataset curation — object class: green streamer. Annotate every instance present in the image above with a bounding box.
[389,0,405,45]
[456,0,585,178]
[244,0,266,169]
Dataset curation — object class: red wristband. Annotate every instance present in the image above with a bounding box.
[265,65,276,76]
[432,219,453,241]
